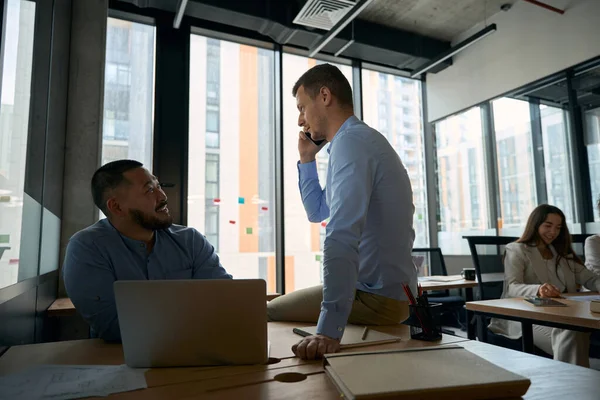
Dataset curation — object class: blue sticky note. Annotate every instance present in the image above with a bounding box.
[238,197,245,204]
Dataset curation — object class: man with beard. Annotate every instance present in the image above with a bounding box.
[63,160,231,342]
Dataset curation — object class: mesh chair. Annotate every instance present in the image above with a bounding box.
[412,248,465,331]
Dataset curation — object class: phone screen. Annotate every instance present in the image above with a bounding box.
[304,131,326,146]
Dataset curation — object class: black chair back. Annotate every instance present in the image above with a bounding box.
[412,247,449,296]
[463,236,518,301]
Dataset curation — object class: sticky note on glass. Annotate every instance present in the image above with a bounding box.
[238,197,245,204]
[315,255,322,262]
[0,234,9,244]
[213,198,221,204]
[321,221,327,228]
[261,206,268,211]
[0,196,10,202]
[246,227,253,234]
[229,220,236,224]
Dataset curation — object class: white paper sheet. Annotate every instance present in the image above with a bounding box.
[0,364,147,400]
[566,295,600,302]
[419,276,464,282]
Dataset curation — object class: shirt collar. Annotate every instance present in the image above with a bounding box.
[327,115,359,154]
[103,218,154,253]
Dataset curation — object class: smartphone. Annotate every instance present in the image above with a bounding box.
[304,131,326,146]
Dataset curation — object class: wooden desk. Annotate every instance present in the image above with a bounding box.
[466,295,600,353]
[116,340,600,400]
[0,322,467,398]
[47,294,283,317]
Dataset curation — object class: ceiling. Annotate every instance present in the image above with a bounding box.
[359,0,519,41]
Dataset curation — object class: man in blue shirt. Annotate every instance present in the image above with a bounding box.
[267,64,417,360]
[63,160,231,342]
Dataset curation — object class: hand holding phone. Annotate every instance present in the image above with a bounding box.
[298,130,326,164]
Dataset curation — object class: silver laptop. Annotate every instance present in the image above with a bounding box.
[114,279,268,368]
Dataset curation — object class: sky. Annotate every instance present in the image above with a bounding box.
[1,0,25,106]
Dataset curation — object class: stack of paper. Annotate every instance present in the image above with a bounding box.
[0,364,147,400]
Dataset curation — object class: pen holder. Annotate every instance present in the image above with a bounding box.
[404,303,442,341]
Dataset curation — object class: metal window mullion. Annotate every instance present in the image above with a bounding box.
[481,102,500,234]
[351,59,362,120]
[421,80,437,248]
[529,99,548,205]
[274,45,285,294]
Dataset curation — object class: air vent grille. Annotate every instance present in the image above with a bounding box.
[293,0,356,31]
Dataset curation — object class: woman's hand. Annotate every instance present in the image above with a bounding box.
[537,283,562,298]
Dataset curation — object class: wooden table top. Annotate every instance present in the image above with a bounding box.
[0,322,467,391]
[109,340,600,400]
[466,295,600,330]
[418,272,504,291]
[47,294,282,317]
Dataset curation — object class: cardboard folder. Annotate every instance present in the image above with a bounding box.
[293,325,401,349]
[323,345,531,399]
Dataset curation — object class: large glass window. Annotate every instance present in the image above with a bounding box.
[586,108,600,221]
[362,70,429,247]
[492,98,537,235]
[282,54,353,292]
[540,105,575,223]
[188,35,276,290]
[0,0,36,289]
[435,107,493,254]
[101,18,155,168]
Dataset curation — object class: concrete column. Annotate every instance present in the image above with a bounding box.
[59,0,108,296]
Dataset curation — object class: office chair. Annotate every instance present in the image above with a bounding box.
[412,247,466,333]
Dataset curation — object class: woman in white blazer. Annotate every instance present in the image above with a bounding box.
[489,204,600,367]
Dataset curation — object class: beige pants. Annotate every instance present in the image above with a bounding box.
[267,285,409,326]
[533,324,590,367]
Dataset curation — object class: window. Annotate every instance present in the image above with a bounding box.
[101,18,155,169]
[188,35,276,288]
[283,54,353,292]
[585,108,600,221]
[0,0,36,289]
[435,107,493,254]
[540,105,575,223]
[362,69,429,248]
[492,98,537,235]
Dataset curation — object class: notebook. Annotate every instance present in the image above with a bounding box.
[292,325,401,349]
[323,346,531,400]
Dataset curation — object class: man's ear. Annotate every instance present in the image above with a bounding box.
[320,86,332,107]
[106,197,125,217]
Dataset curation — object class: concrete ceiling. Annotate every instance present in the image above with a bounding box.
[359,0,519,41]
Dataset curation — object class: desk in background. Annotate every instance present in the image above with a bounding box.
[466,293,600,353]
[419,273,504,340]
[47,294,283,318]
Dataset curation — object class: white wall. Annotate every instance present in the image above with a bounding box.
[427,0,600,122]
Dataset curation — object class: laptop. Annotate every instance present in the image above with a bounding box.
[114,279,268,368]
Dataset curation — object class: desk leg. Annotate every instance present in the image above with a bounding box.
[466,288,475,340]
[521,321,534,354]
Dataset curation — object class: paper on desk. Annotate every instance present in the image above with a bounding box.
[567,295,600,302]
[0,364,147,400]
[419,276,464,282]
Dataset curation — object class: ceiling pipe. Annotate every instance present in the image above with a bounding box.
[523,0,565,15]
[308,0,375,58]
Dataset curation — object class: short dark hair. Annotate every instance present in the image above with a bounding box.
[292,63,353,108]
[91,159,143,215]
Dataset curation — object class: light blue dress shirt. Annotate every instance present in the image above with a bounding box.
[63,219,232,341]
[298,116,417,339]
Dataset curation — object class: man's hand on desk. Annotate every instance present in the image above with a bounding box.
[292,334,340,360]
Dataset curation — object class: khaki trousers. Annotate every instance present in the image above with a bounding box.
[267,285,409,326]
[533,324,590,367]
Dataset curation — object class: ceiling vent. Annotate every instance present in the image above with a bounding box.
[293,0,356,31]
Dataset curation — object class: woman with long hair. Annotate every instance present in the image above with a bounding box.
[489,204,600,367]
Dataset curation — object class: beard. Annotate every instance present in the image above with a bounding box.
[129,208,173,231]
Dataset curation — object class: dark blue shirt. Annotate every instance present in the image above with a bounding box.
[63,219,232,341]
